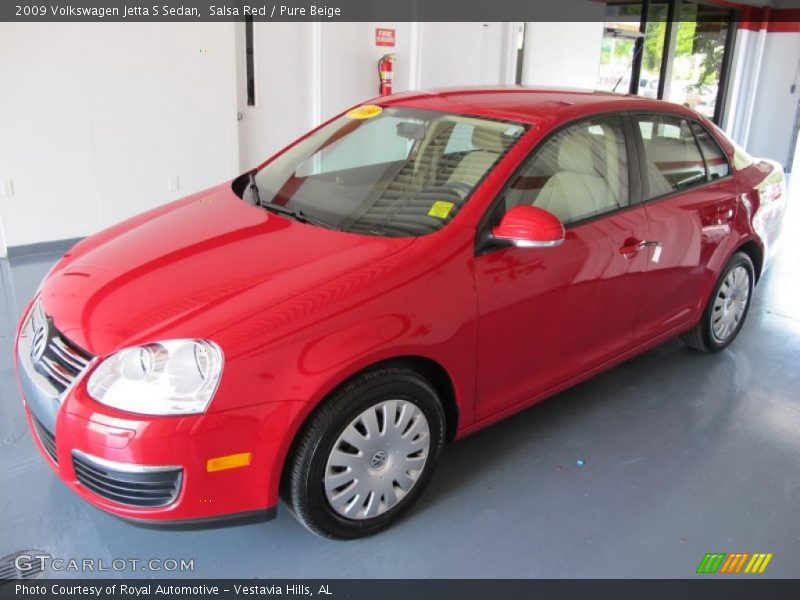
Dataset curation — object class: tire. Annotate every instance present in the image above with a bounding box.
[281,366,446,539]
[681,252,755,352]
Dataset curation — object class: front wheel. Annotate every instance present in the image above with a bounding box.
[681,251,755,352]
[281,367,446,539]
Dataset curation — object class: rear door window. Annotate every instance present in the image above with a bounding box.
[636,115,707,199]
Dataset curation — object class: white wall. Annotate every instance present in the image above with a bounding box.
[321,22,414,117]
[0,18,614,251]
[0,23,240,249]
[516,0,604,89]
[237,22,511,171]
[318,21,507,111]
[0,217,7,258]
[238,22,418,171]
[721,28,756,141]
[521,20,605,89]
[236,22,317,171]
[744,30,800,168]
[418,23,507,89]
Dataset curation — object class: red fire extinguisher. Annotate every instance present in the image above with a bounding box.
[378,53,395,96]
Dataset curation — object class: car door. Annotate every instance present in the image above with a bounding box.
[630,113,737,340]
[474,114,652,421]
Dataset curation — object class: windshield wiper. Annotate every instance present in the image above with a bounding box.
[248,170,262,206]
[247,171,332,229]
[260,200,333,228]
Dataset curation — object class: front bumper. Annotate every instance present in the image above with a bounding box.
[15,318,288,526]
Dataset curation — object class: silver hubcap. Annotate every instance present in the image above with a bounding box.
[712,265,750,342]
[324,400,430,520]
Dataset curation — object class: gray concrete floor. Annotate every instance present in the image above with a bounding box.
[2,189,799,579]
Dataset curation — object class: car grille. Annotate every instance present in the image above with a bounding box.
[31,415,58,464]
[26,301,93,395]
[72,452,183,508]
[38,334,93,394]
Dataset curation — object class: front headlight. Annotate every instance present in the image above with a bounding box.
[87,339,224,416]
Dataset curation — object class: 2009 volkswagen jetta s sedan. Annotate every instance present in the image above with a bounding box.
[15,88,786,539]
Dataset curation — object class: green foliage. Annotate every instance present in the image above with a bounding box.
[642,6,697,73]
[602,3,728,88]
[694,27,727,85]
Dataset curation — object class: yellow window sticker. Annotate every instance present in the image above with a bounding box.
[346,104,383,119]
[428,201,455,219]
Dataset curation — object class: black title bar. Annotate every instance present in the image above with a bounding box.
[2,579,800,600]
[3,0,782,23]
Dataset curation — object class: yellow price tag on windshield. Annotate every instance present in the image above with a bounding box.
[346,104,383,119]
[428,201,455,219]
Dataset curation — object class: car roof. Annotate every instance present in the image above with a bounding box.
[383,86,697,127]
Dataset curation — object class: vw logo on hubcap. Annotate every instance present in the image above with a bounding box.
[30,320,49,364]
[370,450,388,470]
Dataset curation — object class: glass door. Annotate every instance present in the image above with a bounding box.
[664,2,736,121]
[598,21,642,93]
[638,2,668,98]
[596,0,737,125]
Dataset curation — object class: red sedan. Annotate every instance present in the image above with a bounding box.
[14,88,787,538]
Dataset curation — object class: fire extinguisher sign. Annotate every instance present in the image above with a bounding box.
[375,28,396,47]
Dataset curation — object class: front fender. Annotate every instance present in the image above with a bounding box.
[210,223,480,505]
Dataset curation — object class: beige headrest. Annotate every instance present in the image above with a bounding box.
[557,133,597,176]
[471,127,507,153]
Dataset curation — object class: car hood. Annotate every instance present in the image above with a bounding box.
[38,183,414,357]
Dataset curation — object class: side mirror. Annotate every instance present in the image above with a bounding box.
[491,205,565,248]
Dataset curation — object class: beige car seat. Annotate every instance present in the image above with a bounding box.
[446,128,507,191]
[535,131,617,223]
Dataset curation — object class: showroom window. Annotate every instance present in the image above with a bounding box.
[500,116,629,225]
[598,0,736,124]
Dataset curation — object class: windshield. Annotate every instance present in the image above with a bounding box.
[248,106,527,237]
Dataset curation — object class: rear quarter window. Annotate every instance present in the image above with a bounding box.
[690,122,730,180]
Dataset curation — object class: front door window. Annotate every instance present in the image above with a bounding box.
[493,116,630,226]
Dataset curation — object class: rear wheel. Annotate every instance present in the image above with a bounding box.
[282,367,446,539]
[681,252,754,352]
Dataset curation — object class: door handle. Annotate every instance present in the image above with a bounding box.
[619,239,659,255]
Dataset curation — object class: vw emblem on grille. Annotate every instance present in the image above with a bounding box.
[30,319,49,365]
